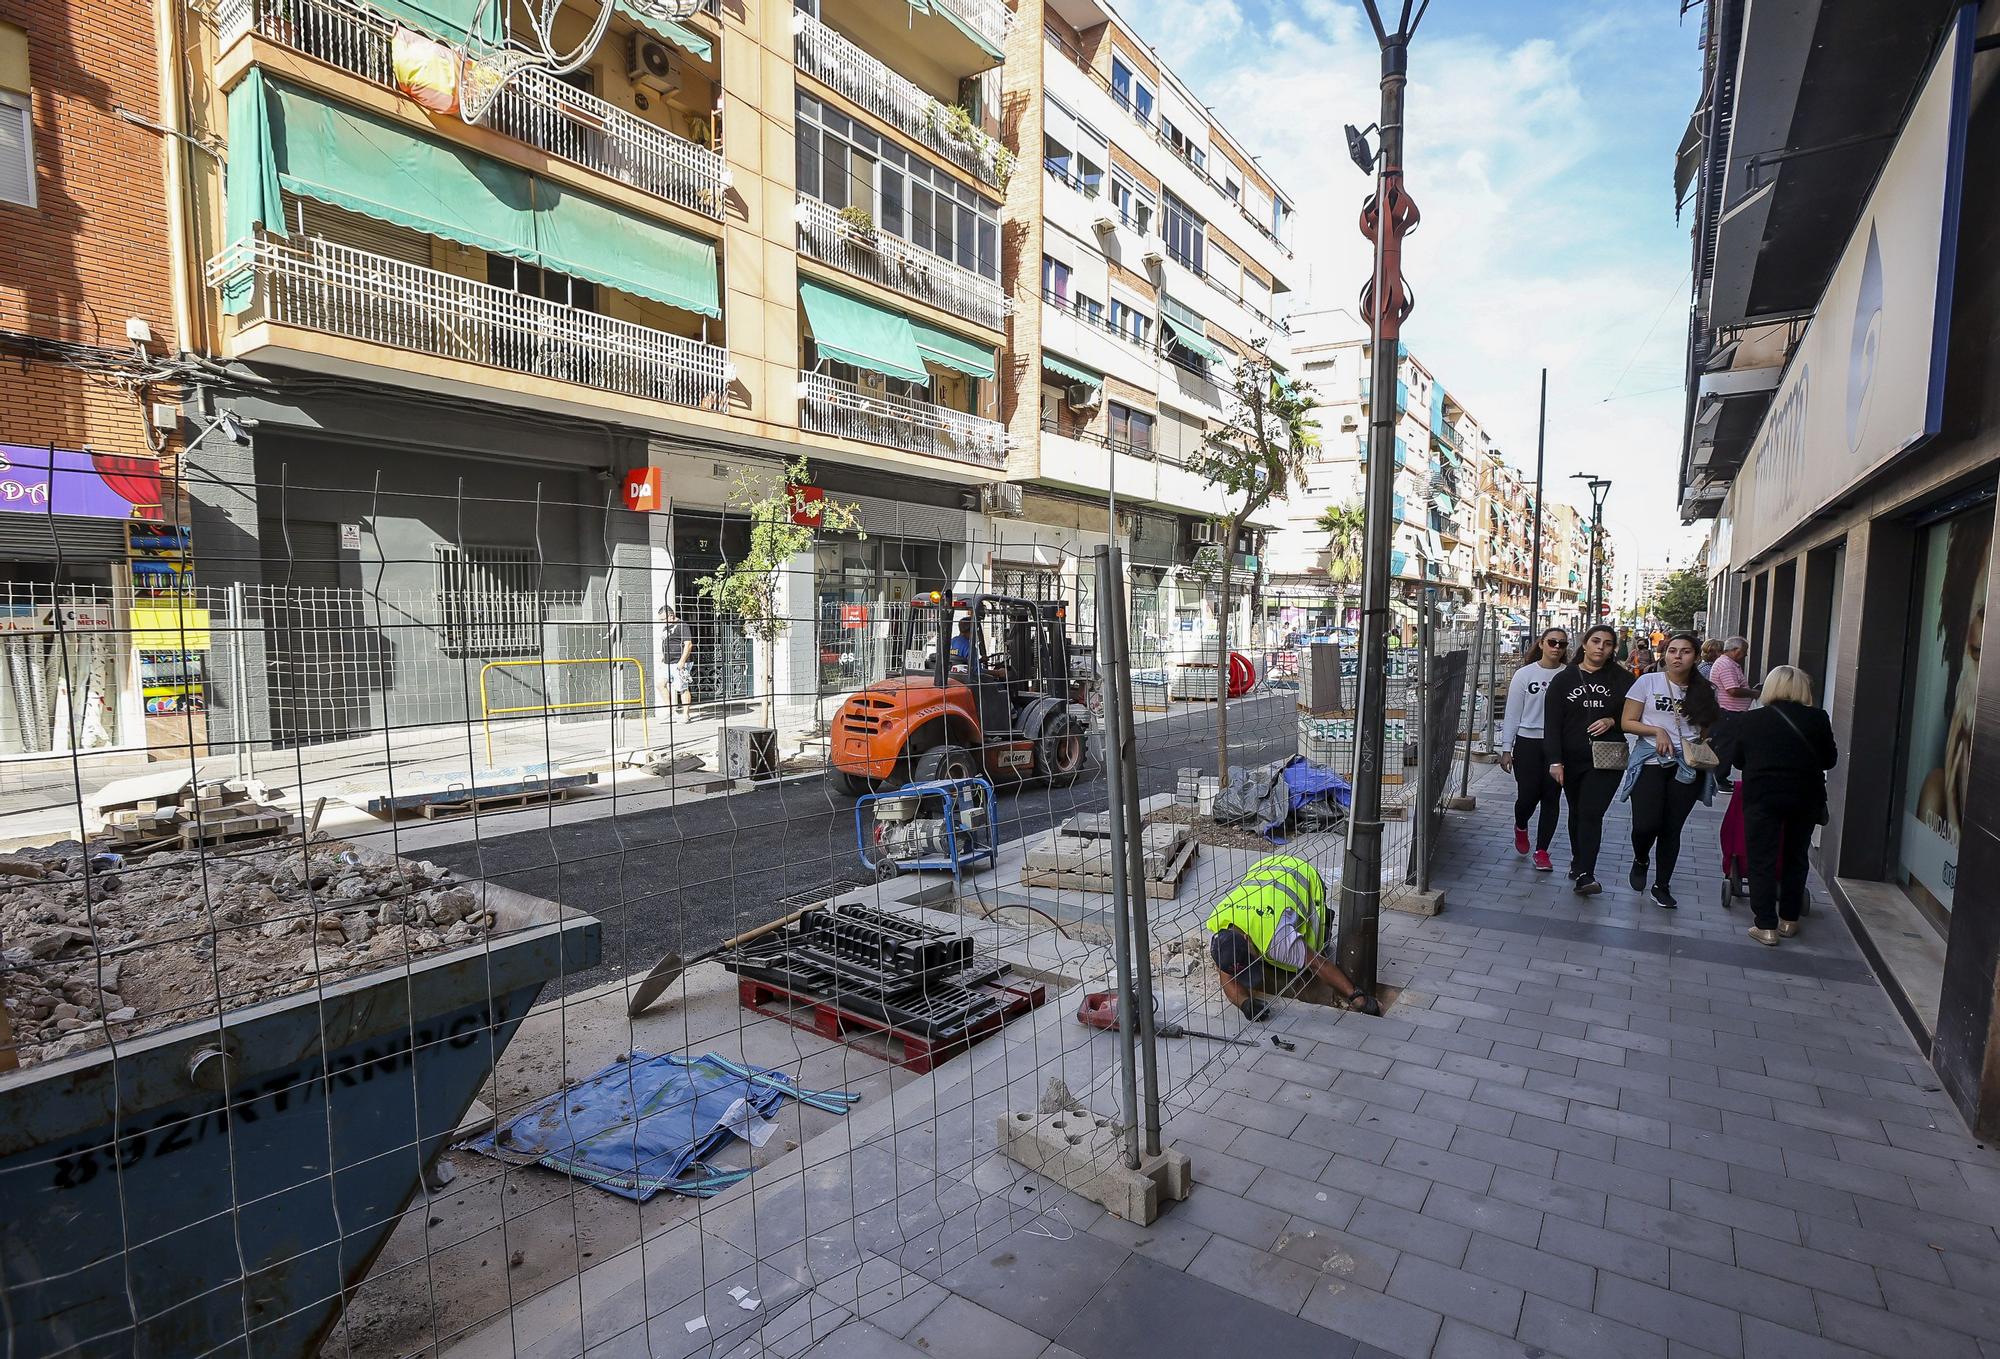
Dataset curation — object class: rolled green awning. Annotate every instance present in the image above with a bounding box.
[222,68,285,314]
[229,77,719,316]
[614,1,713,62]
[800,280,930,383]
[912,318,996,380]
[1162,315,1225,366]
[370,0,502,44]
[1041,351,1101,388]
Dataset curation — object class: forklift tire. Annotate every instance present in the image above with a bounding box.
[1043,716,1090,786]
[831,770,875,797]
[911,743,979,785]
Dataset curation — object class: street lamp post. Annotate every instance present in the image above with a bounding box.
[1570,474,1611,622]
[1338,0,1429,992]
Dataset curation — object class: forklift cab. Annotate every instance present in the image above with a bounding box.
[906,593,1072,739]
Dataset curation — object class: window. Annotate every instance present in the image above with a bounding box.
[0,85,32,208]
[486,256,597,309]
[1075,294,1104,325]
[1109,56,1153,123]
[1111,175,1152,235]
[1110,298,1151,346]
[1109,402,1155,456]
[1224,174,1240,203]
[1162,190,1203,273]
[1043,96,1104,197]
[1160,117,1204,172]
[434,544,540,656]
[1041,255,1071,303]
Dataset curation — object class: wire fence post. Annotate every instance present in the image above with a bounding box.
[1095,545,1143,1171]
[1457,600,1486,801]
[1108,542,1163,1157]
[1414,590,1434,893]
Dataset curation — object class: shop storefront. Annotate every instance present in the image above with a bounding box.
[812,534,960,696]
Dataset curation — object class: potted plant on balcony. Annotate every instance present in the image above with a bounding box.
[837,204,879,247]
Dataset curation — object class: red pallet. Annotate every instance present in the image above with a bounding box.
[736,975,1047,1074]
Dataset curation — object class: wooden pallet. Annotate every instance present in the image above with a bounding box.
[736,974,1047,1074]
[1019,835,1198,900]
[415,787,577,819]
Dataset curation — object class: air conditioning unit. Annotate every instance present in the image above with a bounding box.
[980,482,1025,517]
[1189,521,1217,545]
[1340,415,1358,431]
[1091,211,1118,234]
[1065,382,1102,411]
[628,36,682,95]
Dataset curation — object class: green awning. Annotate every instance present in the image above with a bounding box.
[370,0,501,44]
[913,318,996,380]
[234,78,719,316]
[614,1,713,62]
[800,280,929,383]
[222,68,284,314]
[1041,351,1102,388]
[1162,315,1225,366]
[926,0,1005,64]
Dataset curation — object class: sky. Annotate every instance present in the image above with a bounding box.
[1117,0,1712,575]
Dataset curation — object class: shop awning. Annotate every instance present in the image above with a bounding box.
[371,0,501,44]
[799,280,930,383]
[912,318,997,380]
[614,0,713,62]
[1161,315,1225,366]
[1041,351,1102,388]
[225,76,720,316]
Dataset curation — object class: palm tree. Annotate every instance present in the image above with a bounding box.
[1319,501,1366,622]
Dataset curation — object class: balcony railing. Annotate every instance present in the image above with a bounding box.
[798,371,1006,469]
[795,12,1011,190]
[210,233,732,412]
[796,196,1004,331]
[233,0,728,219]
[929,0,1013,54]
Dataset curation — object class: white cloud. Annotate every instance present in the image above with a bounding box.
[1120,0,1709,569]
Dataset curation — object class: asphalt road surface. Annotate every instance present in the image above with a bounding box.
[425,693,1299,997]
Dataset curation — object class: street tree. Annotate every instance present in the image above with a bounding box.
[1185,340,1318,781]
[1651,566,1707,633]
[698,457,864,731]
[1319,500,1366,619]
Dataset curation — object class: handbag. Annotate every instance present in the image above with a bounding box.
[1683,736,1720,770]
[1591,739,1628,770]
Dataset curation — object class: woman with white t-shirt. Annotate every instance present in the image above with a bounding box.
[1499,628,1569,871]
[1618,632,1722,909]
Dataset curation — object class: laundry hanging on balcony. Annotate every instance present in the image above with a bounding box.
[221,75,720,318]
[798,280,930,383]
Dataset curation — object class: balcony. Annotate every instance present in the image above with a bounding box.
[796,197,1004,332]
[227,0,728,219]
[794,12,1011,190]
[797,371,1006,469]
[210,233,732,411]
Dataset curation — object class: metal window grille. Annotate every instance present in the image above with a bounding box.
[433,544,542,656]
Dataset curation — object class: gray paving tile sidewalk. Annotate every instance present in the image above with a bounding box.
[797,760,2000,1359]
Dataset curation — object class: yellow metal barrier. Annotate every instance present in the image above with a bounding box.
[479,657,651,768]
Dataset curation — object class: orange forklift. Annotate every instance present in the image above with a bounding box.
[828,592,1094,795]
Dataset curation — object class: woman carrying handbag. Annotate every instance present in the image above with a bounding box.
[1544,624,1633,897]
[1714,666,1839,944]
[1618,632,1723,909]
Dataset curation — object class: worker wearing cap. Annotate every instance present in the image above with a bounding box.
[1207,855,1380,1020]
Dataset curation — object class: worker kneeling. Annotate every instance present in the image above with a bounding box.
[1207,855,1380,1021]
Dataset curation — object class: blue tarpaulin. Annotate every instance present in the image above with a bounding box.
[465,1051,855,1201]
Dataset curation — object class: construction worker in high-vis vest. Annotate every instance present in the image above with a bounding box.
[1206,854,1380,1021]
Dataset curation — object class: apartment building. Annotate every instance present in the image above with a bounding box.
[1000,0,1300,635]
[166,0,1023,738]
[0,0,184,763]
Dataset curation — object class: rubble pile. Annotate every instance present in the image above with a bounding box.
[0,840,494,1068]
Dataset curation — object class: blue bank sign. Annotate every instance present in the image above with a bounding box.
[1730,6,1973,566]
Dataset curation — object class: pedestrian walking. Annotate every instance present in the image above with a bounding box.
[1709,636,1756,713]
[1627,645,1654,677]
[1619,631,1722,908]
[1500,627,1569,872]
[1206,854,1379,1018]
[659,603,694,718]
[1698,638,1722,679]
[1545,624,1633,897]
[1716,666,1838,945]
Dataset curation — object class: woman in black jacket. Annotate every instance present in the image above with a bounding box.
[1718,665,1839,944]
[1545,625,1633,897]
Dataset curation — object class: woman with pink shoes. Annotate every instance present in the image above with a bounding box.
[1499,628,1570,872]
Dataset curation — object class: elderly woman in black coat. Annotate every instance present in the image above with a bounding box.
[1717,665,1838,945]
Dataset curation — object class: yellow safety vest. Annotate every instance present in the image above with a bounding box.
[1204,855,1328,970]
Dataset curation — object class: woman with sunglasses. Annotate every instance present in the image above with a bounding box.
[1619,631,1722,908]
[1545,624,1633,896]
[1499,627,1570,871]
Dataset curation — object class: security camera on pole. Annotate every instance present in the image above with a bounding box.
[1337,0,1430,993]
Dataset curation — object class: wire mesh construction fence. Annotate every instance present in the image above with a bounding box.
[0,464,1483,1358]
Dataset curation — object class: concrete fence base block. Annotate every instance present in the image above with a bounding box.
[994,1109,1192,1224]
[1388,887,1445,917]
[1444,795,1477,811]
